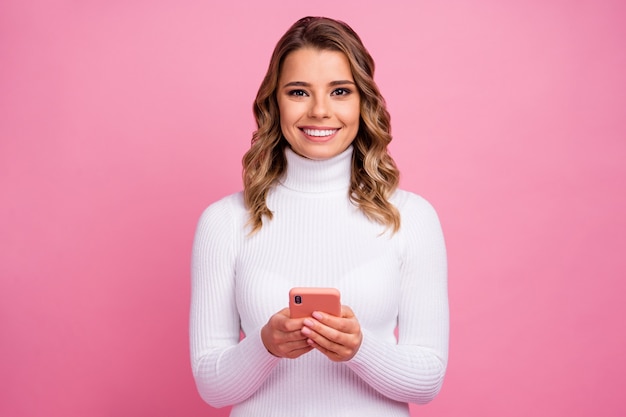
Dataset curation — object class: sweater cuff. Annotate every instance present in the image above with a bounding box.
[348,328,376,367]
[245,326,282,367]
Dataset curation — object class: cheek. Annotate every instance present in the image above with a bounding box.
[278,102,298,126]
[341,103,361,128]
[278,107,298,141]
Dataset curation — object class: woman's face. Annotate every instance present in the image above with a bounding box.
[277,47,361,160]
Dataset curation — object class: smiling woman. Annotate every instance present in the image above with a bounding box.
[189,16,449,417]
[243,17,402,235]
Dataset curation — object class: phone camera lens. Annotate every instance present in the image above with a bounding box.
[294,295,302,304]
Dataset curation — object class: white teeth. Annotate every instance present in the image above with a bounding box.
[303,128,337,137]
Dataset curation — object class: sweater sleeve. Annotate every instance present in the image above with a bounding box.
[346,194,449,404]
[189,195,280,408]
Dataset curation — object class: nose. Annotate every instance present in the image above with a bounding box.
[308,95,331,119]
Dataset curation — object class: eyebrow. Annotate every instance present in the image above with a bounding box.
[282,80,356,88]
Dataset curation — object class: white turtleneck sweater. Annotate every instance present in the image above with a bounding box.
[190,146,448,417]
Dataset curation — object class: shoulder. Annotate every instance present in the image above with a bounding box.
[390,189,447,260]
[200,191,246,218]
[390,189,445,243]
[195,192,248,236]
[192,193,247,272]
[391,189,440,222]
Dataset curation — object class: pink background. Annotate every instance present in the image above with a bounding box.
[1,1,625,416]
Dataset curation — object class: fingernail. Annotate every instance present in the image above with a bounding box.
[312,312,323,320]
[303,319,314,327]
[301,326,311,335]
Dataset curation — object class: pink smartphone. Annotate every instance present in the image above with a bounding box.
[289,287,341,318]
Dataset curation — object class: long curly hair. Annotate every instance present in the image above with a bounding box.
[243,16,400,234]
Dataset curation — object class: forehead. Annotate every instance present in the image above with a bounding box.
[279,48,354,83]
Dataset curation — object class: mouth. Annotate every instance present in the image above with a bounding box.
[300,128,339,138]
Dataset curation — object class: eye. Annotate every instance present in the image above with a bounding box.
[287,89,308,97]
[331,88,351,96]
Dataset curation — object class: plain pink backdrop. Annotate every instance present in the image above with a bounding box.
[1,1,625,416]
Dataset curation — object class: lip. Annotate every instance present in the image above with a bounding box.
[299,127,340,143]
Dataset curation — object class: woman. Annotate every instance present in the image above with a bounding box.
[190,16,449,417]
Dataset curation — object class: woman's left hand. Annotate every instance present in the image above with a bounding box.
[300,305,362,362]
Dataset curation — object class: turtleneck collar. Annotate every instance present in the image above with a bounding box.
[278,145,353,193]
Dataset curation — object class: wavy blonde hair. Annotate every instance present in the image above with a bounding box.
[243,16,400,234]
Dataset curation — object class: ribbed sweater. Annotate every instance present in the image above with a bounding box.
[190,145,449,417]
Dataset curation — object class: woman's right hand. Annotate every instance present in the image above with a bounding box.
[261,308,314,359]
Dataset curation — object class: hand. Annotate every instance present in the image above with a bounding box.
[261,308,314,359]
[300,305,362,362]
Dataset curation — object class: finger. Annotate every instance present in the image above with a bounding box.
[276,337,315,359]
[302,317,362,360]
[301,324,345,354]
[282,338,313,352]
[271,308,310,332]
[311,309,359,334]
[314,305,355,320]
[284,345,314,359]
[303,319,343,344]
[305,334,352,362]
[268,327,311,346]
[267,332,314,358]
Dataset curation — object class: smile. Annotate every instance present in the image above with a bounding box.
[301,128,338,137]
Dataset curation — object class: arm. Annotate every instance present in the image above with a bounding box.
[189,196,280,408]
[346,195,449,404]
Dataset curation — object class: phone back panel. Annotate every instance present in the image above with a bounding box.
[289,287,341,318]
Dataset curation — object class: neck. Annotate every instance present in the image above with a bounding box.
[279,146,353,193]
